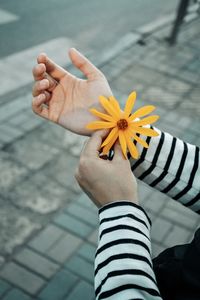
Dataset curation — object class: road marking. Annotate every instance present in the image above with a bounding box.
[0,37,74,96]
[0,8,19,25]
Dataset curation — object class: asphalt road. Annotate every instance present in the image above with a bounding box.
[0,0,179,58]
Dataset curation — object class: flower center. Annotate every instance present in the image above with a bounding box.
[117,119,128,130]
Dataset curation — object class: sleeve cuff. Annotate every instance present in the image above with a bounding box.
[99,200,151,229]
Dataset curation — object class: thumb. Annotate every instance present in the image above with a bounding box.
[113,141,126,161]
[37,53,67,80]
[68,48,102,80]
[82,129,109,158]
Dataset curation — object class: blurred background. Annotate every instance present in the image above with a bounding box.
[0,0,199,299]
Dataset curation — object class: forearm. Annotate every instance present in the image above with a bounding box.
[95,201,162,300]
[129,126,200,213]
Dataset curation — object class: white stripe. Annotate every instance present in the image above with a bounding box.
[180,143,195,183]
[99,203,150,229]
[153,138,185,191]
[181,188,200,209]
[96,243,151,270]
[95,258,154,289]
[0,37,73,96]
[100,218,150,240]
[100,229,151,250]
[98,273,158,298]
[0,9,19,25]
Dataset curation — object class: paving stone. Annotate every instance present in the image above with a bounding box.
[0,198,40,255]
[65,203,98,226]
[142,86,181,109]
[29,225,65,254]
[160,206,198,230]
[39,269,78,300]
[0,279,10,297]
[88,229,98,245]
[142,191,168,214]
[9,176,68,214]
[77,243,96,263]
[0,262,45,295]
[164,225,191,248]
[38,123,85,152]
[47,232,82,263]
[2,288,31,300]
[66,280,94,300]
[0,256,5,267]
[20,117,44,132]
[0,125,23,144]
[0,151,28,194]
[15,248,59,279]
[77,194,97,212]
[138,182,154,203]
[151,242,166,259]
[65,255,94,283]
[45,152,81,193]
[5,133,59,171]
[54,213,93,238]
[151,217,173,244]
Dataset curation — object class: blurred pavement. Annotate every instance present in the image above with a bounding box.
[0,4,200,300]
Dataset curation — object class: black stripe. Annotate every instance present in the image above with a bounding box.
[99,224,150,241]
[162,141,188,193]
[95,238,150,258]
[96,269,157,296]
[139,132,165,181]
[99,201,151,226]
[150,137,176,187]
[174,146,199,200]
[131,125,153,171]
[185,191,200,208]
[98,283,160,299]
[95,253,152,276]
[100,213,149,230]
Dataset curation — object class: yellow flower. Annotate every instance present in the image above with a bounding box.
[86,91,159,159]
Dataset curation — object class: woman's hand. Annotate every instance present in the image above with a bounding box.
[75,130,138,208]
[32,48,113,136]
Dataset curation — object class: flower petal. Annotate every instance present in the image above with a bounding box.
[127,129,149,148]
[89,108,115,122]
[124,91,136,117]
[86,121,116,130]
[99,96,120,119]
[109,96,121,114]
[132,115,159,126]
[102,131,119,154]
[130,125,160,137]
[101,127,118,147]
[129,105,156,121]
[119,131,127,158]
[124,131,139,159]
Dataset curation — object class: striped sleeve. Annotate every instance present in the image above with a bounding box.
[129,126,200,213]
[95,201,163,300]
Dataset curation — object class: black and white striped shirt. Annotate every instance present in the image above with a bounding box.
[95,126,200,300]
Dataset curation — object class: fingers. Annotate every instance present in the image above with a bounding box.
[32,93,49,119]
[68,48,103,80]
[113,141,126,161]
[32,79,49,97]
[37,53,67,80]
[82,130,108,158]
[32,63,46,81]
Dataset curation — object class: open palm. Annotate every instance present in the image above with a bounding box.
[32,48,113,136]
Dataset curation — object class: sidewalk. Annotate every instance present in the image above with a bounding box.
[0,18,199,300]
